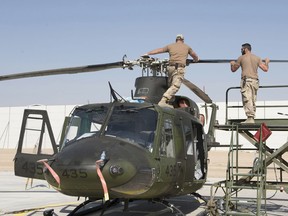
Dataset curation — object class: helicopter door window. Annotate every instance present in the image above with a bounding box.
[65,116,81,142]
[105,106,157,150]
[20,113,56,155]
[193,124,205,180]
[61,106,109,148]
[160,118,175,158]
[183,123,193,156]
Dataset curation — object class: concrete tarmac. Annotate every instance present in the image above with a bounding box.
[1,172,288,216]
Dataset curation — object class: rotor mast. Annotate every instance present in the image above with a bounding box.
[123,56,169,77]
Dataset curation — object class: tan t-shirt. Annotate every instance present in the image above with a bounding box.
[236,53,262,79]
[163,43,193,65]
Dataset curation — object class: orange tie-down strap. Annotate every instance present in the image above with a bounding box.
[38,159,61,187]
[96,160,109,201]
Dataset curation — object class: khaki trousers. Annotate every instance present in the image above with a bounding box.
[240,78,259,118]
[162,66,185,101]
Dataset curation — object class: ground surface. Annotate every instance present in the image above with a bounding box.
[1,149,287,215]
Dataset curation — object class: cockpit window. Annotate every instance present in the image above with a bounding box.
[105,105,157,152]
[61,106,109,149]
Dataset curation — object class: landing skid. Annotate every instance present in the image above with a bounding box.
[43,199,120,216]
[43,198,187,215]
[191,192,208,204]
[69,199,120,216]
[151,199,185,216]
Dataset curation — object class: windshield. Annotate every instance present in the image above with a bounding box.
[105,105,157,151]
[61,106,109,149]
[61,104,158,151]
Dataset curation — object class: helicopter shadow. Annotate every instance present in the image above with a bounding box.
[57,195,204,216]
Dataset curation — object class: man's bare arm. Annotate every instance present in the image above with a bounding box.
[146,48,166,55]
[259,58,270,72]
[190,51,199,62]
[230,61,240,72]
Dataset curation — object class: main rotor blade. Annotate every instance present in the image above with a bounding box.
[187,59,288,64]
[269,60,288,63]
[188,59,234,64]
[182,79,212,103]
[0,61,124,81]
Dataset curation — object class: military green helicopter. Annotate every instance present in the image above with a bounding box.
[5,55,288,215]
[5,56,220,215]
[5,53,288,215]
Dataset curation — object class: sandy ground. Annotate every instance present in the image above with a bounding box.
[1,149,288,216]
[0,149,238,176]
[1,149,287,180]
[1,149,16,172]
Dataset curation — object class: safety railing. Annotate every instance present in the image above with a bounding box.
[225,85,288,124]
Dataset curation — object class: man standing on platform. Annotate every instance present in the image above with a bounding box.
[230,43,270,123]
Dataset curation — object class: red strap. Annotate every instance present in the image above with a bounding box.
[96,160,109,201]
[38,159,60,186]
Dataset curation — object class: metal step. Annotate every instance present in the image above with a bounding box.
[225,210,264,216]
[231,173,265,177]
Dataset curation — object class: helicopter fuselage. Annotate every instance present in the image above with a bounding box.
[42,101,208,199]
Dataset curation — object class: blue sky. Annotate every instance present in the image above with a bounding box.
[1,0,288,106]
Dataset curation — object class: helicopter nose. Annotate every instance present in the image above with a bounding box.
[42,136,154,198]
[103,158,138,186]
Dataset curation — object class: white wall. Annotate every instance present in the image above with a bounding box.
[0,105,76,149]
[199,100,288,150]
[0,101,287,150]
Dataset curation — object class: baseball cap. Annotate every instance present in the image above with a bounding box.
[176,34,184,40]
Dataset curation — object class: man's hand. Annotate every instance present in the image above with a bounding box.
[230,61,239,72]
[259,58,270,72]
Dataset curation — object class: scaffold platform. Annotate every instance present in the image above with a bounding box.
[207,85,288,215]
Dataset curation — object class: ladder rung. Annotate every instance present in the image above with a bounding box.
[225,211,257,216]
[25,127,42,132]
[232,173,259,176]
[229,197,258,203]
[229,185,263,190]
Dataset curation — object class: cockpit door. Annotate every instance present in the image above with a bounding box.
[14,109,58,180]
[183,120,195,181]
[158,114,180,185]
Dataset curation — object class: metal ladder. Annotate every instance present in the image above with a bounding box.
[224,124,267,215]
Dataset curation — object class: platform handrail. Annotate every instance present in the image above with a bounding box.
[225,85,288,124]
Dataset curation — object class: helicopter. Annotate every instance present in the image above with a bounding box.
[6,56,288,215]
[3,55,218,215]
